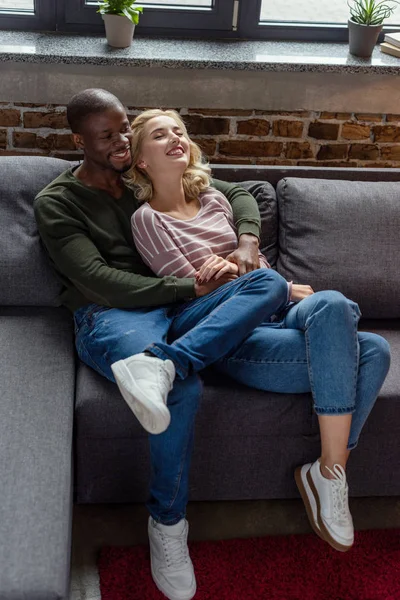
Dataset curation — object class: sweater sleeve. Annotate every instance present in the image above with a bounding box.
[132,207,196,278]
[211,179,261,240]
[34,196,195,308]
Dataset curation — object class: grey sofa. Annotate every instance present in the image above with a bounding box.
[0,155,399,599]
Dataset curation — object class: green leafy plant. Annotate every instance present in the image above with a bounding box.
[97,0,143,24]
[348,0,399,25]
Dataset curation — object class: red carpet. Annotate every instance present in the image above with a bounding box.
[98,529,400,600]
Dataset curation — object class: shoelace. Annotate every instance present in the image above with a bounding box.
[160,531,190,569]
[325,464,350,524]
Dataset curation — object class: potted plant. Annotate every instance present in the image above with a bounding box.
[97,0,143,48]
[348,0,399,57]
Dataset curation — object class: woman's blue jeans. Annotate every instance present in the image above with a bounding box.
[217,290,390,451]
[74,281,390,525]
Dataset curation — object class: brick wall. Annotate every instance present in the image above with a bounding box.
[1,102,400,167]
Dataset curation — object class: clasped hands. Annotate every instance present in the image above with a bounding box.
[194,234,313,301]
[195,233,261,285]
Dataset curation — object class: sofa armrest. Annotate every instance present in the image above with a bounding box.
[0,307,75,600]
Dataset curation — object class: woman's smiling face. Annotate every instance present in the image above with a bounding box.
[137,115,190,178]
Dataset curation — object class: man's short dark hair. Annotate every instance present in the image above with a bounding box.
[67,88,125,133]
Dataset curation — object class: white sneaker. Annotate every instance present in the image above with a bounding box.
[148,517,197,600]
[111,353,175,434]
[296,461,354,552]
[295,464,325,542]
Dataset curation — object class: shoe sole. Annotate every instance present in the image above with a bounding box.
[295,465,326,543]
[111,360,171,434]
[150,563,197,600]
[305,467,353,553]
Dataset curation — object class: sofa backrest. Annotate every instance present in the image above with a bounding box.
[237,181,278,267]
[276,177,400,318]
[1,156,399,317]
[212,164,400,186]
[0,156,71,306]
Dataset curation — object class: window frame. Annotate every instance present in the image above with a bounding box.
[57,0,237,35]
[238,0,400,42]
[0,0,55,30]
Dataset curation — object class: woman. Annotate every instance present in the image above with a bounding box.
[127,108,391,554]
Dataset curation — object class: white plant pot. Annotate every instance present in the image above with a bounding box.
[102,14,135,48]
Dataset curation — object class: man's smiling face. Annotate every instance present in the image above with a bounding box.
[75,105,133,173]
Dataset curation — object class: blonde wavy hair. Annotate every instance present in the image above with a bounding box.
[125,109,211,202]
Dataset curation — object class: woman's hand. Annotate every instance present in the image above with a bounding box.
[290,284,314,302]
[194,272,238,297]
[196,255,239,283]
[226,233,260,275]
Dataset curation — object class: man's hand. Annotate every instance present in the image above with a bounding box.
[290,284,314,302]
[196,255,239,283]
[194,272,238,297]
[226,233,260,275]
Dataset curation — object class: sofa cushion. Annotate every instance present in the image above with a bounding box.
[0,156,70,306]
[75,323,400,502]
[237,181,278,267]
[276,178,400,318]
[74,360,318,502]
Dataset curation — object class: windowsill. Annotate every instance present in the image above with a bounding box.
[1,30,400,74]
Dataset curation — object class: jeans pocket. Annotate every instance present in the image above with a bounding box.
[88,304,109,320]
[77,336,110,380]
[74,306,109,348]
[74,303,97,330]
[83,305,110,332]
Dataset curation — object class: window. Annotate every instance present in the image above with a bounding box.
[59,0,237,35]
[259,0,400,25]
[260,0,350,25]
[1,0,399,39]
[0,0,55,30]
[239,0,400,41]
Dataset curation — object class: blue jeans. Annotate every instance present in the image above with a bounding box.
[74,286,390,524]
[216,290,390,450]
[74,269,288,525]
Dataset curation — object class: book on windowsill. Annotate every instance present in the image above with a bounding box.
[380,41,400,58]
[383,31,400,48]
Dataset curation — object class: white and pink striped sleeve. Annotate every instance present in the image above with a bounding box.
[205,190,271,269]
[131,205,196,278]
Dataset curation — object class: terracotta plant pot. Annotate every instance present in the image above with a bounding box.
[348,18,383,58]
[102,14,135,48]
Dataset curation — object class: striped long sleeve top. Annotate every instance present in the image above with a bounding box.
[131,188,270,278]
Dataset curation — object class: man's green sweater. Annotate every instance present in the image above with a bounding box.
[34,168,261,312]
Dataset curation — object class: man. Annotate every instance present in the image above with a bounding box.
[34,88,283,600]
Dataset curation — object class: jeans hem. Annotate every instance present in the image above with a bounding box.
[148,511,186,526]
[347,441,358,450]
[314,405,356,415]
[146,344,188,380]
